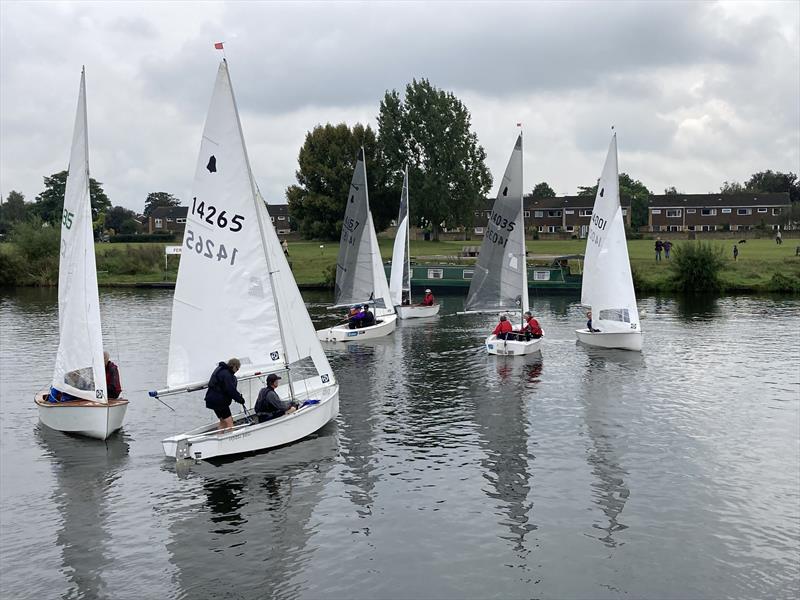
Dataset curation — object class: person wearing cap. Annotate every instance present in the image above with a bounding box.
[254,373,298,423]
[421,289,435,306]
[204,358,246,431]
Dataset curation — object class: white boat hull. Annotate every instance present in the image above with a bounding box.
[396,304,440,319]
[575,329,643,352]
[35,392,129,440]
[317,314,397,342]
[162,384,339,461]
[485,334,542,356]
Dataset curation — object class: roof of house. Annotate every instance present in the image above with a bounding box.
[648,192,790,208]
[149,206,188,219]
[476,194,630,212]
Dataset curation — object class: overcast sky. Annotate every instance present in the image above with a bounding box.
[1,1,798,213]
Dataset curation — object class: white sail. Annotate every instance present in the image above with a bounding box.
[465,133,526,314]
[367,211,394,312]
[166,60,332,389]
[51,68,107,403]
[389,167,410,306]
[581,133,640,333]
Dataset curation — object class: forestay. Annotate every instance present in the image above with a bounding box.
[389,167,411,306]
[167,60,334,390]
[51,68,107,403]
[581,133,640,333]
[465,133,527,314]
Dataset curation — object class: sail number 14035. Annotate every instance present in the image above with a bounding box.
[185,229,238,266]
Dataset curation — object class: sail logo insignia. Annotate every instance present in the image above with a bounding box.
[206,155,217,173]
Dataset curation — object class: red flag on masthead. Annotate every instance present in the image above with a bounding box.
[214,42,224,50]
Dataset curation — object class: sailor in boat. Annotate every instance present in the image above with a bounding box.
[204,358,246,431]
[104,352,122,399]
[254,374,298,423]
[421,289,435,306]
[492,315,514,340]
[586,310,600,332]
[361,304,376,327]
[401,291,411,306]
[347,305,364,329]
[517,311,543,341]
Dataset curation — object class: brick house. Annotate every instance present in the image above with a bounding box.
[147,204,293,235]
[647,193,791,233]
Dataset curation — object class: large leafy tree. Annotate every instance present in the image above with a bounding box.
[0,191,28,234]
[144,191,181,216]
[31,170,111,224]
[287,123,391,239]
[377,79,492,240]
[104,205,139,234]
[720,180,744,194]
[744,170,798,203]
[530,182,555,200]
[576,173,651,229]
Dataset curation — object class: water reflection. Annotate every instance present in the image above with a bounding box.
[35,427,130,600]
[164,430,338,600]
[675,293,720,322]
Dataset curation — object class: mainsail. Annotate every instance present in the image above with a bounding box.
[166,60,334,391]
[465,133,527,314]
[389,166,411,306]
[51,68,107,403]
[581,133,640,333]
[334,149,392,310]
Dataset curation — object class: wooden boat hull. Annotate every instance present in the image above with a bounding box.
[162,384,339,460]
[35,392,129,440]
[317,314,397,342]
[396,304,440,319]
[575,328,643,352]
[485,334,542,356]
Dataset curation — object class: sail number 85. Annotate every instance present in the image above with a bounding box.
[185,229,238,266]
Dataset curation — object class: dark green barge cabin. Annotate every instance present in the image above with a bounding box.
[385,255,583,293]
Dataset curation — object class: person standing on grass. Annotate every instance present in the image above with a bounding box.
[664,239,672,259]
[655,238,663,262]
[733,244,739,261]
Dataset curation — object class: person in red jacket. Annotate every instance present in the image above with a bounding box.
[492,315,514,340]
[421,289,435,306]
[518,311,543,340]
[104,352,122,399]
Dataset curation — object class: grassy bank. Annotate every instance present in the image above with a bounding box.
[2,237,799,293]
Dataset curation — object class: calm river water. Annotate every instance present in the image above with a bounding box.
[0,288,798,599]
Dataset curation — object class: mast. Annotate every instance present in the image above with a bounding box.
[405,164,411,300]
[224,59,295,400]
[519,130,528,329]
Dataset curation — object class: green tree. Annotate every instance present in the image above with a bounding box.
[744,170,799,203]
[104,205,139,234]
[670,241,726,292]
[144,192,181,217]
[576,173,650,229]
[531,182,555,200]
[720,180,744,194]
[377,79,492,240]
[287,123,388,239]
[0,190,28,234]
[664,186,679,195]
[31,170,111,224]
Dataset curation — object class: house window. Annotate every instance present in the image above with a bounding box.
[737,208,751,216]
[659,225,667,232]
[547,226,557,233]
[668,225,682,232]
[278,228,291,234]
[772,224,781,231]
[622,209,628,216]
[687,225,696,231]
[176,218,186,224]
[651,209,662,215]
[154,218,163,228]
[474,227,484,234]
[700,225,716,232]
[721,208,731,214]
[534,210,543,218]
[687,209,696,214]
[666,209,681,218]
[278,216,286,220]
[547,210,562,217]
[427,269,443,279]
[462,269,474,280]
[565,209,574,215]
[166,218,173,222]
[701,208,717,216]
[537,225,544,232]
[730,225,739,231]
[757,208,768,213]
[533,270,550,281]
[772,208,781,215]
[564,225,574,232]
[523,211,530,218]
[579,209,592,217]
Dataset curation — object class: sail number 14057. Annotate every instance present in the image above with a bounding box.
[185,229,238,266]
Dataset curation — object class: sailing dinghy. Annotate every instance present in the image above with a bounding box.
[35,68,129,440]
[390,166,440,319]
[575,132,642,351]
[463,132,542,356]
[150,60,338,461]
[316,149,397,342]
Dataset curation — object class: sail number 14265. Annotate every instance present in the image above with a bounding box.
[185,229,238,266]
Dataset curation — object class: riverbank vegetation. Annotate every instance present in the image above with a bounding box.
[2,229,798,293]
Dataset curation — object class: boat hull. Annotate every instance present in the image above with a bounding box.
[162,384,339,460]
[396,304,440,319]
[485,334,542,356]
[575,329,643,352]
[35,392,129,440]
[317,314,397,342]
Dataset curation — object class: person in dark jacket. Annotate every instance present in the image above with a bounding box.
[104,351,122,399]
[204,358,246,431]
[361,304,376,327]
[586,310,600,332]
[254,374,297,423]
